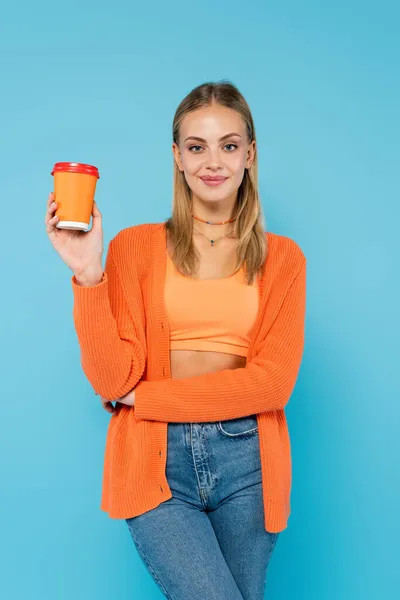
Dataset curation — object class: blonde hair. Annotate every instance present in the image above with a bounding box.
[165,80,267,285]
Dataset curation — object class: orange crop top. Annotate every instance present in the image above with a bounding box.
[165,251,259,357]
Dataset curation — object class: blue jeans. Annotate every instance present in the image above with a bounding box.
[126,416,279,599]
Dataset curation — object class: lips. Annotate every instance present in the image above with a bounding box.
[200,176,228,187]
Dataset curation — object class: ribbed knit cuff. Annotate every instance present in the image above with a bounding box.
[133,382,149,421]
[71,273,109,308]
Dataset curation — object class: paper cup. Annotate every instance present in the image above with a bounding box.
[51,162,100,231]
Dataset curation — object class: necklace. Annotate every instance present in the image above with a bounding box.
[192,213,237,226]
[193,226,235,247]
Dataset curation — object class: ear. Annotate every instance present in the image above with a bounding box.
[245,140,256,169]
[172,142,184,171]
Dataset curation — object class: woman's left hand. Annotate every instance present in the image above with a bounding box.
[99,389,135,414]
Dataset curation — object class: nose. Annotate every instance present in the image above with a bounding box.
[204,148,222,171]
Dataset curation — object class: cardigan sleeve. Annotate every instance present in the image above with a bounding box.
[71,239,146,400]
[134,260,306,422]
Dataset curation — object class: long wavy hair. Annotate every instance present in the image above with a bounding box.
[165,80,268,285]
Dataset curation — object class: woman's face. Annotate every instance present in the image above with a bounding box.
[173,104,255,207]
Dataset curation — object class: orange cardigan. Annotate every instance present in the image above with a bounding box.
[71,222,306,533]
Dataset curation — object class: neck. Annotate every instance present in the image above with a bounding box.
[191,197,237,234]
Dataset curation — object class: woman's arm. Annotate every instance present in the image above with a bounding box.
[72,238,147,400]
[134,260,306,422]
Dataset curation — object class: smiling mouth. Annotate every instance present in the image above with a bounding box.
[200,177,228,186]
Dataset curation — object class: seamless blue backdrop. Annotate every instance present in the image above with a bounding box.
[1,1,399,599]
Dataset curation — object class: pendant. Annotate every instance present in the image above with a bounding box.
[210,240,215,246]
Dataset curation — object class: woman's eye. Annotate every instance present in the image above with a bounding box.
[188,143,238,152]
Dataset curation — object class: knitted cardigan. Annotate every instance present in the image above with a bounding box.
[72,222,306,533]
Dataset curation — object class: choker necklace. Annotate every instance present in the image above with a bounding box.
[193,226,235,247]
[192,213,237,226]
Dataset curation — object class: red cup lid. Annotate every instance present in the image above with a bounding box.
[51,162,100,178]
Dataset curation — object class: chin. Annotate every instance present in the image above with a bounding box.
[195,183,237,201]
[197,193,232,205]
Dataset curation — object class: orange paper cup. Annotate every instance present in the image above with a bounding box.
[51,162,100,231]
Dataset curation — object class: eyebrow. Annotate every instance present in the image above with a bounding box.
[184,132,242,143]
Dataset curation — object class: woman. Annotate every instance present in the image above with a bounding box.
[45,81,306,600]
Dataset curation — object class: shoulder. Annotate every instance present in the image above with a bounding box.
[108,222,164,276]
[264,231,306,281]
[110,222,163,249]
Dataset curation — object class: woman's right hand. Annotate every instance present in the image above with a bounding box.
[45,192,104,284]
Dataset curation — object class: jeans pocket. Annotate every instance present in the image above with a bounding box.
[217,415,259,437]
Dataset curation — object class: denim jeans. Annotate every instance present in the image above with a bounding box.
[126,415,279,599]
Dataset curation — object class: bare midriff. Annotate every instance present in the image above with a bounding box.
[170,349,246,379]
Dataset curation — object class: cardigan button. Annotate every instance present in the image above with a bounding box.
[159,450,162,457]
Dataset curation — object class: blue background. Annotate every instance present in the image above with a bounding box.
[0,1,398,598]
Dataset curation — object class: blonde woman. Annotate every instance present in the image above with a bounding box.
[45,81,306,600]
